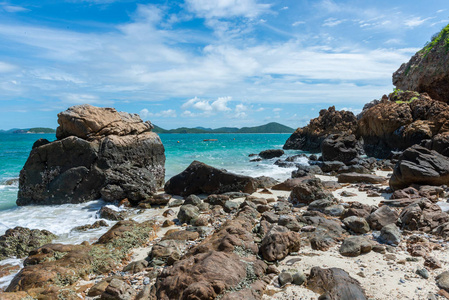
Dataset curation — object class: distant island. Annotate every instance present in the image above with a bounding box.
[152,122,295,134]
[0,127,56,134]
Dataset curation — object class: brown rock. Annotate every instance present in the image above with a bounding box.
[399,199,449,232]
[393,25,449,103]
[284,106,357,152]
[307,267,367,299]
[366,206,399,230]
[162,230,199,241]
[56,104,151,140]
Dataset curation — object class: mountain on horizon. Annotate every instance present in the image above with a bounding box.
[152,122,294,134]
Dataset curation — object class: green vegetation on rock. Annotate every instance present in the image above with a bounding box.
[422,23,449,54]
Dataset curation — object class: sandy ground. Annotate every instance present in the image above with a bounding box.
[263,172,449,300]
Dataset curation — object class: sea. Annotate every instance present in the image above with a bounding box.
[0,132,306,288]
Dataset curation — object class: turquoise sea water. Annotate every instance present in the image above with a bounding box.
[0,132,302,214]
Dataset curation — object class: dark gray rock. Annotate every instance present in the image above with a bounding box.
[177,204,200,225]
[278,272,293,286]
[184,195,202,206]
[292,271,307,286]
[436,271,449,291]
[390,145,449,190]
[99,206,126,221]
[321,133,359,163]
[343,216,370,234]
[164,161,257,197]
[339,236,373,257]
[379,224,401,245]
[259,149,284,159]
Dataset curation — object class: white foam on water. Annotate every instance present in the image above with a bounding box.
[0,258,22,290]
[0,200,109,237]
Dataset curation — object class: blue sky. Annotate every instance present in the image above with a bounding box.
[0,0,448,130]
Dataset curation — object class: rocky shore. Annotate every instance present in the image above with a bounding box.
[2,24,449,300]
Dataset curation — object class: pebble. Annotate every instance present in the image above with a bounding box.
[416,268,430,279]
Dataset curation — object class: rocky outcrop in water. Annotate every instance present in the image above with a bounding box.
[393,25,449,103]
[17,104,165,205]
[283,106,357,152]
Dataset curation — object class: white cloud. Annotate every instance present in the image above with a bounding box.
[140,108,177,119]
[0,61,16,73]
[181,110,197,117]
[437,9,445,14]
[273,108,282,112]
[1,4,29,13]
[60,93,103,104]
[281,6,288,10]
[292,21,305,26]
[185,0,271,19]
[323,17,346,27]
[182,96,231,115]
[404,17,433,28]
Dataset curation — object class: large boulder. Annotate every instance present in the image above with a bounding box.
[321,133,360,163]
[284,106,357,152]
[393,24,449,103]
[390,145,449,190]
[17,105,165,205]
[164,160,257,197]
[357,91,449,158]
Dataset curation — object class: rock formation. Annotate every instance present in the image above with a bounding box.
[283,106,357,152]
[321,133,360,163]
[393,24,449,103]
[357,91,449,158]
[17,104,165,205]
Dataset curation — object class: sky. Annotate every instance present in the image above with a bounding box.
[0,0,448,130]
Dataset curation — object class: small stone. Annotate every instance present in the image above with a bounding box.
[168,199,183,207]
[162,220,175,227]
[357,271,366,278]
[292,271,306,285]
[163,209,175,217]
[372,244,386,254]
[425,256,442,269]
[406,257,419,262]
[278,272,293,286]
[384,254,396,261]
[416,268,429,279]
